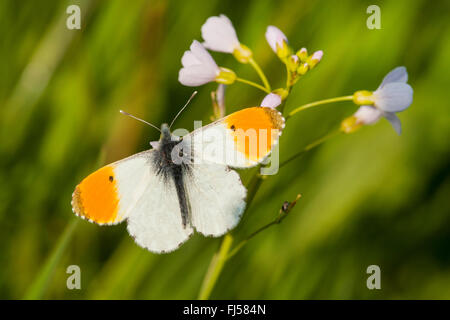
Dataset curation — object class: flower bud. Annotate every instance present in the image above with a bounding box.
[296,48,308,62]
[273,88,289,100]
[353,90,374,105]
[308,50,323,69]
[233,44,253,63]
[261,93,282,108]
[297,63,309,75]
[340,116,363,134]
[287,55,300,72]
[276,41,292,60]
[215,67,237,84]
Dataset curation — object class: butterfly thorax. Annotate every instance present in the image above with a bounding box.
[152,123,191,228]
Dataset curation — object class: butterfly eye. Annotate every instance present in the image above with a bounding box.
[109,176,114,182]
[230,124,236,131]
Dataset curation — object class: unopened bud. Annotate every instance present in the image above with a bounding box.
[308,50,323,68]
[287,55,300,72]
[340,116,363,134]
[296,47,308,62]
[233,44,253,63]
[276,41,292,60]
[297,63,309,75]
[273,88,289,100]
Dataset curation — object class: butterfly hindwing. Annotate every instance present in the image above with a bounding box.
[186,162,246,236]
[125,160,194,253]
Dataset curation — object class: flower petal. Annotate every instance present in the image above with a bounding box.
[190,40,219,71]
[373,82,413,112]
[178,65,217,86]
[379,66,408,89]
[384,112,402,135]
[181,50,200,67]
[311,50,323,62]
[265,26,288,53]
[261,93,282,109]
[202,14,240,53]
[354,105,383,125]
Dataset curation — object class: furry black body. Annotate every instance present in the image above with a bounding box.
[152,124,191,228]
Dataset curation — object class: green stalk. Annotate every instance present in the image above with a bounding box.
[24,219,79,299]
[198,234,233,300]
[236,77,270,93]
[287,95,354,119]
[248,58,271,92]
[197,169,265,300]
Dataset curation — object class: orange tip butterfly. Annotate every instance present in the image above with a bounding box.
[71,95,285,253]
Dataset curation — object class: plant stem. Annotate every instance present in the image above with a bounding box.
[280,130,341,169]
[198,234,233,300]
[236,77,270,93]
[249,58,271,92]
[245,172,266,207]
[197,169,265,300]
[228,194,302,259]
[285,63,292,89]
[24,219,79,299]
[286,95,353,119]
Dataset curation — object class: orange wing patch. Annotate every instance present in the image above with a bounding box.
[72,165,120,224]
[225,107,284,162]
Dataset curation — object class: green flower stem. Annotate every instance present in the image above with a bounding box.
[285,63,292,89]
[280,130,342,169]
[236,77,270,93]
[24,219,79,299]
[197,169,265,300]
[249,58,271,92]
[227,194,302,259]
[245,172,267,207]
[198,233,234,300]
[286,95,354,119]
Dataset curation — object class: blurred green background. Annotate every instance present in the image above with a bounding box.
[1,0,449,299]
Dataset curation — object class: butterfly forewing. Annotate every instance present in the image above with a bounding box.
[187,107,285,168]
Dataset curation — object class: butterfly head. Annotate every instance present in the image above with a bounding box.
[160,123,173,143]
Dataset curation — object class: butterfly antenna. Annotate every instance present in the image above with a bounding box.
[169,91,198,129]
[119,110,161,132]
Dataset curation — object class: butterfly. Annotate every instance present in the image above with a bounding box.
[71,98,284,253]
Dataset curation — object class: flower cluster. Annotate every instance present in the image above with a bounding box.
[178,14,251,87]
[178,14,325,110]
[178,14,413,135]
[265,26,323,87]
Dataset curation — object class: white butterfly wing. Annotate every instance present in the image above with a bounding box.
[185,107,284,168]
[72,150,193,253]
[122,152,193,253]
[185,162,246,236]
